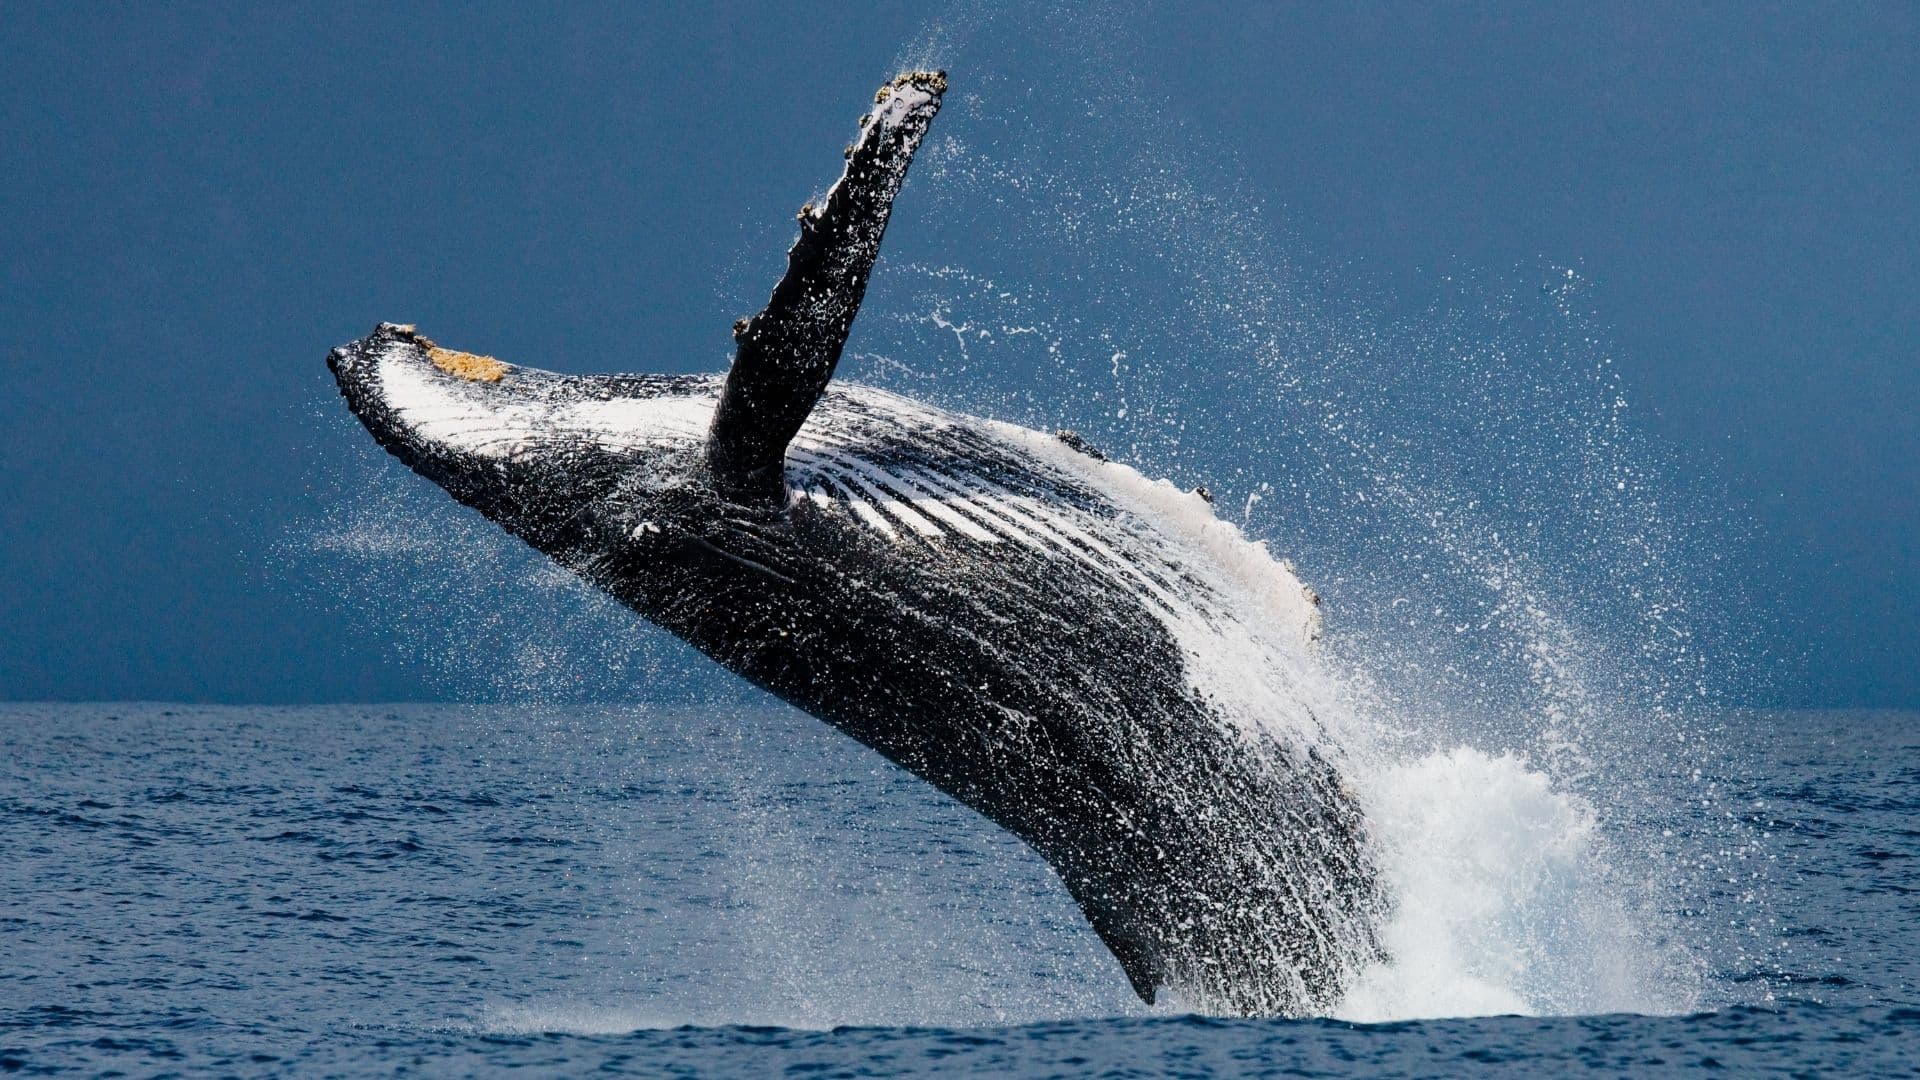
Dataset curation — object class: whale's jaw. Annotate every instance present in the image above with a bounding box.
[327,322,720,555]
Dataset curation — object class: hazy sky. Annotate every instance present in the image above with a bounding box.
[1,3,1912,706]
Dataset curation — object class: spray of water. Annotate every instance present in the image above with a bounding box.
[298,444,710,704]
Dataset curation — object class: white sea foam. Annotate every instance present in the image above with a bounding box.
[1336,748,1685,1019]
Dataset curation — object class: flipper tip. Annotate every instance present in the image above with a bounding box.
[876,70,947,103]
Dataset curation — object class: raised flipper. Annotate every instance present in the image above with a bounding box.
[706,71,947,500]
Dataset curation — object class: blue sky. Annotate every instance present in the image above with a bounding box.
[1,3,1912,706]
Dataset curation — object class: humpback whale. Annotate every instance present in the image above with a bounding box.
[327,71,1383,1015]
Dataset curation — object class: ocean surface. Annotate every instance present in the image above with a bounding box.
[3,703,1915,1076]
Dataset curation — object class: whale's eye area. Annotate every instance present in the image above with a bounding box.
[427,346,507,383]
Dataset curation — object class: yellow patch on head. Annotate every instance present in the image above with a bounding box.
[427,346,507,382]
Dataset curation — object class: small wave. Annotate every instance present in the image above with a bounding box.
[476,1001,837,1035]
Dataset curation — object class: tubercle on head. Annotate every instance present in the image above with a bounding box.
[377,321,428,344]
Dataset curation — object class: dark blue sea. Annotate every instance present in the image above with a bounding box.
[3,703,1915,1076]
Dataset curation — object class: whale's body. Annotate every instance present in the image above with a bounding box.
[328,73,1382,1015]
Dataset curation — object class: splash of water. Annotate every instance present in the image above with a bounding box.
[1339,749,1679,1020]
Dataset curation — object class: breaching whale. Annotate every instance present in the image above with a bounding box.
[327,72,1383,1015]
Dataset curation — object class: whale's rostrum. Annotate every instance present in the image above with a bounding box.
[326,71,1385,1016]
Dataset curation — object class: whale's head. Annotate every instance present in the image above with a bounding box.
[328,322,719,555]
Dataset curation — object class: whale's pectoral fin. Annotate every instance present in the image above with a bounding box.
[706,72,946,500]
